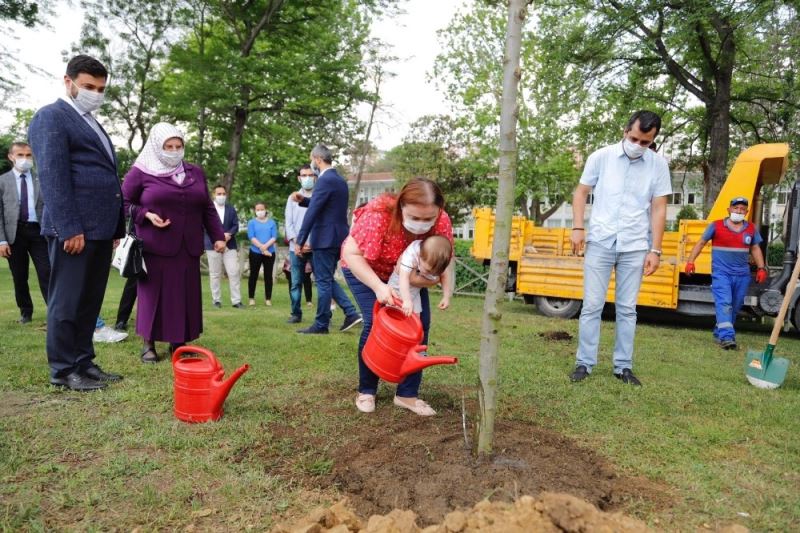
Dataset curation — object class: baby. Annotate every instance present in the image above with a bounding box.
[388,235,452,316]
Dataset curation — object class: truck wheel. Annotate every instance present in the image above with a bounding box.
[534,296,582,319]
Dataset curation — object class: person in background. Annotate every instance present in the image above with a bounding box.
[29,54,125,391]
[0,142,50,325]
[113,276,138,331]
[205,184,243,309]
[284,164,316,323]
[94,316,127,343]
[341,177,455,416]
[122,122,225,363]
[569,110,671,387]
[684,196,767,350]
[247,202,278,306]
[292,145,362,334]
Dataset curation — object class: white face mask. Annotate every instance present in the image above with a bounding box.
[255,210,267,218]
[14,158,33,172]
[300,176,315,190]
[622,139,648,159]
[160,149,184,168]
[214,195,226,206]
[729,212,746,223]
[70,81,105,114]
[402,218,435,235]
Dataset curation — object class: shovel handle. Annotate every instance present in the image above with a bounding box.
[769,251,800,346]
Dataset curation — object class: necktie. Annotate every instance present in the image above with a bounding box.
[19,174,29,223]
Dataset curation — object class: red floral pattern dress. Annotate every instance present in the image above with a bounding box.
[342,194,454,281]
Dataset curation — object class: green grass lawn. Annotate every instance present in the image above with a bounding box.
[1,267,798,531]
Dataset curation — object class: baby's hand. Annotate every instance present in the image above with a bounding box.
[438,297,450,310]
[402,300,413,316]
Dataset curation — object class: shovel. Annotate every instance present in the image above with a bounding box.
[744,254,796,389]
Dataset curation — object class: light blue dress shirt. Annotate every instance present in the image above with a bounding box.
[13,168,38,223]
[580,142,672,252]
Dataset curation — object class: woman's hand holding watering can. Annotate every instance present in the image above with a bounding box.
[374,283,397,306]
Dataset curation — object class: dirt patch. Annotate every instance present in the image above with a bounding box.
[271,492,653,532]
[538,330,574,342]
[261,386,673,528]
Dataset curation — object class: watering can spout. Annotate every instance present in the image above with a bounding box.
[210,363,250,412]
[399,345,458,378]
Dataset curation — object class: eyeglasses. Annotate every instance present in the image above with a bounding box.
[299,174,314,178]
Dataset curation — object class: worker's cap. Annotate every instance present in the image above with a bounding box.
[730,196,749,207]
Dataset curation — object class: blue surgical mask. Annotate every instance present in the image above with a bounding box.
[301,176,315,190]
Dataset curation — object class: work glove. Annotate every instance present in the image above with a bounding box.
[684,262,695,275]
[756,268,768,284]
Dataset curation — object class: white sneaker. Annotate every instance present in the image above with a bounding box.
[93,326,128,343]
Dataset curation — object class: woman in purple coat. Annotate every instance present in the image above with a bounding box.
[122,123,225,363]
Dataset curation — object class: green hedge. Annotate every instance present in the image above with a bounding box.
[768,242,784,266]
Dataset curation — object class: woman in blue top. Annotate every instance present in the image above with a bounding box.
[247,202,278,306]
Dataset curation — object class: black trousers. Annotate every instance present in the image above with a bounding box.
[248,251,275,299]
[7,222,50,318]
[115,275,138,325]
[46,238,112,378]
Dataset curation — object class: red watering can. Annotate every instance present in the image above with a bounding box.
[172,345,249,423]
[362,299,458,383]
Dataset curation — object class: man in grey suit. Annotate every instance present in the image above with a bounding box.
[0,142,50,324]
[29,55,125,391]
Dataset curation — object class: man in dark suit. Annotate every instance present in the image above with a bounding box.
[293,144,361,334]
[204,184,242,308]
[28,55,126,391]
[0,142,50,324]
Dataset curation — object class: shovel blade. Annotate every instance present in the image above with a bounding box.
[744,349,790,389]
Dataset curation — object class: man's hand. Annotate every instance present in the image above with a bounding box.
[224,232,232,242]
[643,252,660,276]
[63,234,85,255]
[0,244,10,258]
[291,191,304,203]
[213,240,226,253]
[145,212,171,228]
[756,267,768,284]
[684,262,695,275]
[295,243,304,256]
[302,243,311,254]
[438,296,451,310]
[570,229,585,256]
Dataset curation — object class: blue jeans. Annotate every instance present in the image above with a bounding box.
[311,247,358,331]
[343,267,431,397]
[576,242,647,374]
[289,251,311,318]
[711,273,750,342]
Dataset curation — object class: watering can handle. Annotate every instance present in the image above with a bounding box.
[172,345,221,369]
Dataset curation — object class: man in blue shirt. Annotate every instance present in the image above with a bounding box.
[569,110,672,386]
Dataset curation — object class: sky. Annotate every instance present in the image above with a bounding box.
[2,0,464,151]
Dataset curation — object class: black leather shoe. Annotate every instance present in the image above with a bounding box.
[83,365,123,382]
[570,365,590,382]
[213,301,222,308]
[297,326,329,334]
[286,315,302,324]
[339,314,363,332]
[18,315,32,324]
[232,303,244,309]
[50,372,107,391]
[614,368,642,386]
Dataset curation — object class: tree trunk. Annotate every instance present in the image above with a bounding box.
[350,96,378,212]
[476,0,527,457]
[705,101,731,211]
[224,86,250,194]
